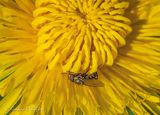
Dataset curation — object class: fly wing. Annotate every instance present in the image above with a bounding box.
[84,79,104,87]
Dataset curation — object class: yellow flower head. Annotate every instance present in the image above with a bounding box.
[0,0,160,115]
[32,0,132,74]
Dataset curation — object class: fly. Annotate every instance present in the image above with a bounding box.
[68,72,86,84]
[63,72,104,87]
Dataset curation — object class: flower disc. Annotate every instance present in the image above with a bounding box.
[32,0,132,73]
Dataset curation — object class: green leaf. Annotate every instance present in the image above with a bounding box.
[126,106,135,115]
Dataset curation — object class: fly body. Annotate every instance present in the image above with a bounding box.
[67,72,104,87]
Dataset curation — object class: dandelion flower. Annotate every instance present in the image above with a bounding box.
[0,0,160,114]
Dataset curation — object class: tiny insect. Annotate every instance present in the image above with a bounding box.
[68,72,86,84]
[64,72,104,87]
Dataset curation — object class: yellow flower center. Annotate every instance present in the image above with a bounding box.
[32,0,132,74]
